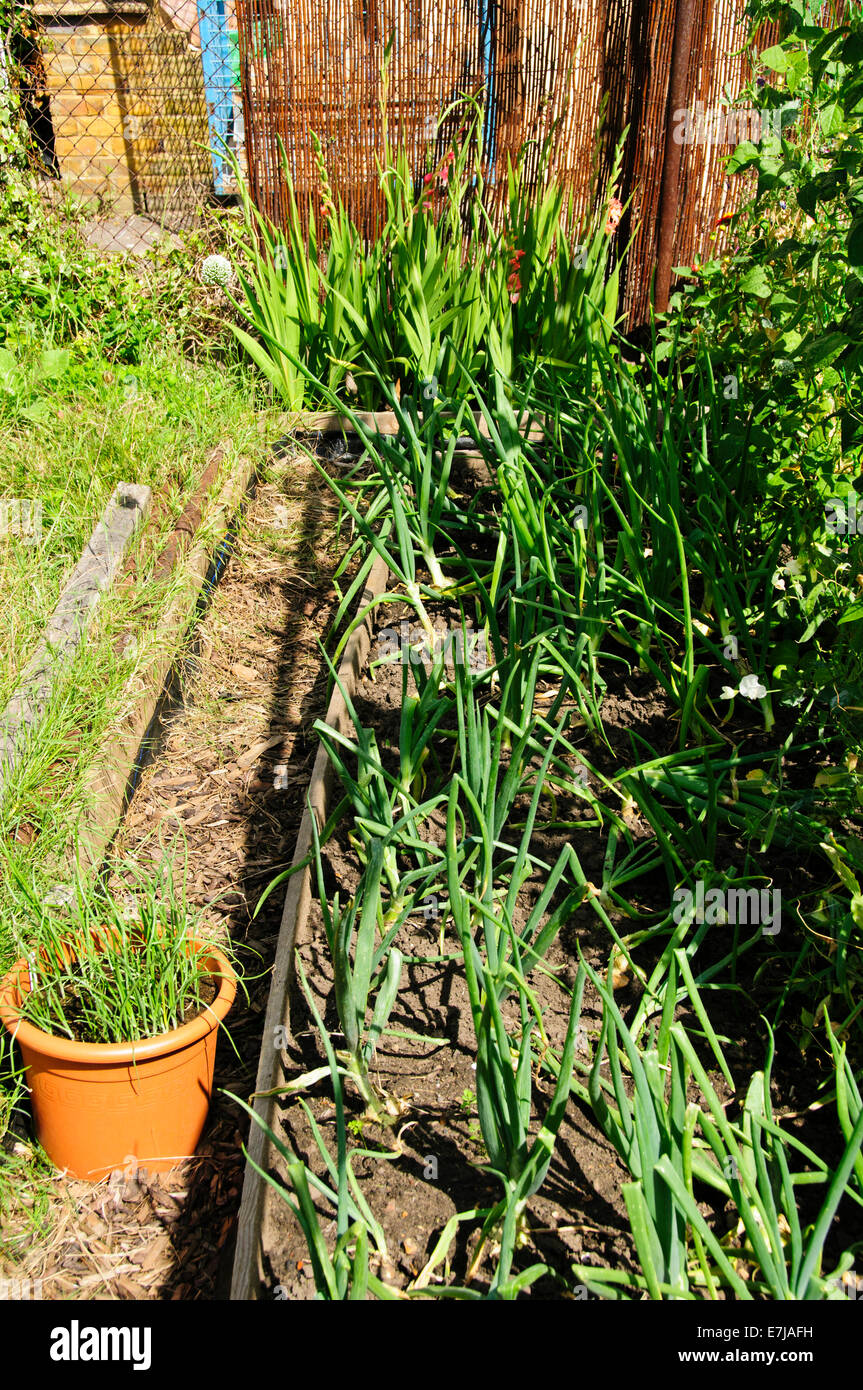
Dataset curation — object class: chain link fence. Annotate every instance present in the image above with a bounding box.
[15,0,244,245]
[7,0,839,320]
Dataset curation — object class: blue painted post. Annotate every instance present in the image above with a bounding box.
[478,0,497,177]
[196,0,234,195]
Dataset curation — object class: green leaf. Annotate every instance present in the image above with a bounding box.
[820,840,861,897]
[848,220,863,269]
[800,331,849,370]
[726,140,760,175]
[229,323,304,409]
[622,1182,664,1299]
[760,45,789,73]
[739,265,771,298]
[36,348,71,380]
[785,50,808,94]
[20,398,51,423]
[794,1104,863,1297]
[838,599,863,626]
[819,101,845,136]
[800,170,847,215]
[654,1156,753,1299]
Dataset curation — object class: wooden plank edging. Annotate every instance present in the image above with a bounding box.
[0,482,151,799]
[75,445,257,871]
[230,551,391,1301]
[276,409,547,443]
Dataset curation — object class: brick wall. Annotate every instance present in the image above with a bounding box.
[36,0,213,224]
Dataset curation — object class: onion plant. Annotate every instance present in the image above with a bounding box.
[5,851,231,1046]
[456,368,614,737]
[339,369,482,595]
[576,954,863,1299]
[576,955,718,1299]
[461,948,584,1297]
[236,94,863,1299]
[234,960,401,1300]
[443,646,599,990]
[670,1022,863,1300]
[618,749,827,854]
[309,830,405,1122]
[257,824,419,1124]
[298,409,450,647]
[826,1017,863,1200]
[312,653,449,904]
[262,661,452,1119]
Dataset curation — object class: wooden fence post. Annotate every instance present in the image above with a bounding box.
[654,0,697,314]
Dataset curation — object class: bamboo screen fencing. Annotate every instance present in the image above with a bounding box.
[235,0,786,325]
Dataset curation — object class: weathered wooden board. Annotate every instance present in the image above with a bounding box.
[0,482,151,798]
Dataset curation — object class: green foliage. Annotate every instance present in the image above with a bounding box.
[231,960,400,1301]
[0,175,226,363]
[4,848,235,1046]
[227,97,627,410]
[0,1,34,173]
[0,344,71,423]
[662,0,863,497]
[0,14,856,1303]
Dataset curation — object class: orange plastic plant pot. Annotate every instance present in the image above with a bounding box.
[0,943,236,1181]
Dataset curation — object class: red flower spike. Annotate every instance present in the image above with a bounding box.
[604,196,624,235]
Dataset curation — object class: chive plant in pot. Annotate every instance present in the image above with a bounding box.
[0,857,237,1181]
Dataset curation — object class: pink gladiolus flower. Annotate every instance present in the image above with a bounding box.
[604,197,624,235]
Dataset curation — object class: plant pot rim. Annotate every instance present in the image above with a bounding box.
[0,938,236,1064]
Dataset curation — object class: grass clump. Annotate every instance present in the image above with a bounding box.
[3,849,233,1047]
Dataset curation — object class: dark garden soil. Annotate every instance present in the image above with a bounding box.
[257,588,863,1300]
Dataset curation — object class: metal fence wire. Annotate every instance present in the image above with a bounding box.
[22,0,246,241]
[13,0,839,320]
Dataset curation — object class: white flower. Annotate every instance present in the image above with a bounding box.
[739,674,767,700]
[772,573,786,590]
[720,685,738,700]
[784,557,803,578]
[201,254,233,288]
[43,885,74,908]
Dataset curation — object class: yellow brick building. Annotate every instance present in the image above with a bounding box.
[36,0,214,226]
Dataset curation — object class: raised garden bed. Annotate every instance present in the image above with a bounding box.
[228,392,863,1303]
[235,592,863,1300]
